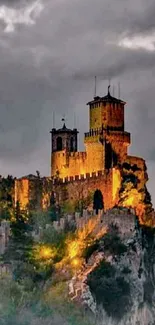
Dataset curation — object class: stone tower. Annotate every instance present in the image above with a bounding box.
[50,87,131,179]
[85,86,131,170]
[50,122,79,177]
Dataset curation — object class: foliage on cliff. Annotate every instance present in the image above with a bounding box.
[87,260,131,320]
[0,277,93,325]
[0,175,15,220]
[119,162,155,226]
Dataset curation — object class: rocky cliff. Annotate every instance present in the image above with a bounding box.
[68,208,155,325]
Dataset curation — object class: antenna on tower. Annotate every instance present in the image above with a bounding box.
[94,76,97,97]
[74,112,76,129]
[112,85,115,97]
[108,77,111,95]
[118,82,121,99]
[53,111,55,128]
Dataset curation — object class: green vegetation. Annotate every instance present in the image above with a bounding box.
[0,200,94,324]
[1,176,154,324]
[82,239,99,263]
[100,224,127,256]
[87,260,131,320]
[0,277,93,325]
[75,191,94,213]
[0,175,14,220]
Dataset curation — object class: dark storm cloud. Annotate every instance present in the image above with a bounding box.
[0,0,32,5]
[0,0,155,202]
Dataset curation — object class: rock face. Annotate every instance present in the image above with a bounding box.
[68,209,155,325]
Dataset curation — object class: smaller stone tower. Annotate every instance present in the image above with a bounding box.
[50,122,79,177]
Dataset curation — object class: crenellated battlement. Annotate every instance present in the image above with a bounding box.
[53,169,108,184]
[69,151,86,159]
[84,128,130,139]
[51,170,113,185]
[84,128,102,137]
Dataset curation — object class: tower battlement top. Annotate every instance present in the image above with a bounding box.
[50,123,78,134]
[87,89,126,105]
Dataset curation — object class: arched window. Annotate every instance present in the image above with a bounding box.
[56,137,62,151]
[93,189,104,214]
[70,137,74,152]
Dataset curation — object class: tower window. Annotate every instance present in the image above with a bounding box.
[57,137,63,151]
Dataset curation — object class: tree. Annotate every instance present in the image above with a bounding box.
[3,202,34,283]
[100,224,127,257]
[87,260,131,320]
[0,175,15,220]
[93,189,104,214]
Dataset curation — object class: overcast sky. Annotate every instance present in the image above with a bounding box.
[0,0,155,205]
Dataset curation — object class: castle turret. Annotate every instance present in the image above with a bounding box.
[50,123,79,177]
[85,86,131,169]
[87,85,126,131]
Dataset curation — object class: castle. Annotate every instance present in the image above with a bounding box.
[14,86,150,218]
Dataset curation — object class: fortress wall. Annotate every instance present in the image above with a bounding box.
[55,170,113,211]
[51,150,87,178]
[126,155,147,189]
[67,151,87,176]
[101,208,135,238]
[106,131,130,162]
[14,169,117,212]
[126,155,145,170]
[85,140,105,173]
[52,144,105,179]
[51,208,135,239]
[14,179,29,210]
[112,168,121,203]
[51,151,68,177]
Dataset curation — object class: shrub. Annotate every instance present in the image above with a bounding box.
[100,224,127,256]
[87,260,131,320]
[82,240,100,263]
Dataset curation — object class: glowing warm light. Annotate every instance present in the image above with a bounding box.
[71,258,80,267]
[40,247,53,259]
[33,244,56,264]
[121,188,142,208]
[80,169,86,177]
[67,240,83,260]
[42,193,50,210]
[64,215,107,274]
[77,215,106,242]
[112,168,121,202]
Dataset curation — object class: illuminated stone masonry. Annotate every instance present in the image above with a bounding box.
[15,87,154,224]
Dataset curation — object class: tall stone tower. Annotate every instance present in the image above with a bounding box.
[50,122,79,177]
[85,86,131,171]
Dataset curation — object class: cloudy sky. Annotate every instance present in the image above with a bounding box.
[0,0,155,205]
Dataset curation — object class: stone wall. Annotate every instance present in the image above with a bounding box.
[50,207,136,240]
[101,207,136,238]
[51,140,105,179]
[55,169,113,211]
[14,178,29,210]
[0,220,10,255]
